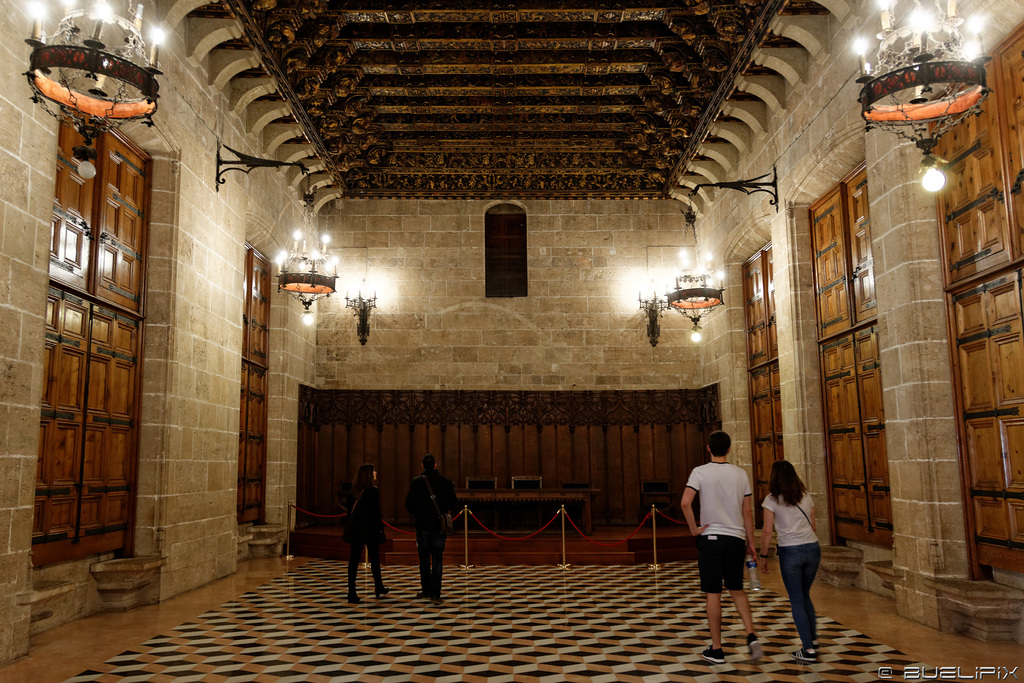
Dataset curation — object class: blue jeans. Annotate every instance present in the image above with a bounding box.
[777,542,820,650]
[416,530,447,598]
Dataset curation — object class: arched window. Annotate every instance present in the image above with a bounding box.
[485,204,528,297]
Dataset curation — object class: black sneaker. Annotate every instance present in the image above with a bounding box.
[701,646,725,664]
[793,649,817,663]
[746,633,763,661]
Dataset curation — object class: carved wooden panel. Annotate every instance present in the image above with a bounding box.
[743,250,768,368]
[238,362,268,523]
[770,361,783,463]
[846,167,876,324]
[485,212,528,298]
[951,270,1024,571]
[853,325,892,544]
[50,124,93,290]
[766,247,778,361]
[999,35,1024,263]
[749,365,775,526]
[936,63,1008,284]
[95,135,149,313]
[822,335,869,538]
[244,246,271,366]
[811,188,851,339]
[297,387,718,524]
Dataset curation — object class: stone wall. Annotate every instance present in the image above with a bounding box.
[315,199,703,391]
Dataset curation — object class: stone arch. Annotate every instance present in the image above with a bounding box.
[786,121,865,205]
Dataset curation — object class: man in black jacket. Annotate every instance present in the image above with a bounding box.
[405,453,459,604]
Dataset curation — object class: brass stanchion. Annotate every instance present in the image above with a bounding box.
[459,505,473,570]
[557,505,572,570]
[647,504,660,571]
[361,545,370,569]
[285,500,294,561]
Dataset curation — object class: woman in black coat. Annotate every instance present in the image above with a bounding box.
[343,463,388,603]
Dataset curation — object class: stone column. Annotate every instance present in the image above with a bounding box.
[771,204,829,528]
[865,131,967,628]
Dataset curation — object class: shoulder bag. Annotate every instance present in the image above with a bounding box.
[423,475,455,536]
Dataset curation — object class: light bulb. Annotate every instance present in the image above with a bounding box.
[29,1,45,18]
[716,270,724,281]
[704,251,714,263]
[292,229,302,241]
[320,234,330,244]
[967,15,984,35]
[922,166,946,192]
[330,256,339,266]
[690,326,703,343]
[964,41,980,60]
[875,0,890,9]
[301,311,314,326]
[77,160,97,179]
[310,249,320,260]
[853,37,867,55]
[151,27,165,45]
[909,9,933,33]
[94,1,113,22]
[276,250,287,265]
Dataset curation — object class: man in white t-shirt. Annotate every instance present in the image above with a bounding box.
[680,430,762,664]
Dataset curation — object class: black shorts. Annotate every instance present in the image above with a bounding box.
[696,534,746,594]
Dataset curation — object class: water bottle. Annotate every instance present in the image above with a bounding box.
[746,559,761,591]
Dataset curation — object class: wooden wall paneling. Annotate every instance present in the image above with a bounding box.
[523,425,540,478]
[246,248,271,366]
[811,188,852,339]
[766,247,779,361]
[589,425,607,522]
[936,63,1008,284]
[952,271,1024,571]
[854,326,893,544]
[380,425,398,521]
[237,365,247,516]
[652,425,672,482]
[770,362,784,462]
[316,423,338,515]
[491,424,507,486]
[294,424,316,524]
[539,424,557,489]
[508,425,525,477]
[456,425,474,490]
[622,426,641,521]
[555,425,573,487]
[475,424,493,481]
[51,124,93,290]
[94,134,148,313]
[1000,36,1024,259]
[749,365,774,526]
[572,425,591,485]
[846,167,877,324]
[637,424,655,494]
[605,425,624,523]
[743,251,768,368]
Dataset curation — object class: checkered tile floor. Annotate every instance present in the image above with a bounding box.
[66,560,922,682]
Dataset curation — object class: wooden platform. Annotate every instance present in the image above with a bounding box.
[288,524,697,565]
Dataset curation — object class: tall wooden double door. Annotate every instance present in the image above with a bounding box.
[35,124,150,565]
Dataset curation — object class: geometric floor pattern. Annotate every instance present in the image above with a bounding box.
[66,560,924,683]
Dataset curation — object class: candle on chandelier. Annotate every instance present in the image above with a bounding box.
[878,0,892,31]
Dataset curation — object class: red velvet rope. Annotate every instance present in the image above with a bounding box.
[290,504,347,519]
[655,509,687,525]
[468,509,561,541]
[382,520,416,535]
[564,511,651,547]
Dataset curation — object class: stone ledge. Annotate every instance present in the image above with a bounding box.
[865,560,904,592]
[90,556,165,611]
[17,579,75,624]
[926,577,1024,643]
[817,545,863,588]
[248,524,286,559]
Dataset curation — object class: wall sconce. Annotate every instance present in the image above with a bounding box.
[640,294,669,347]
[345,291,377,345]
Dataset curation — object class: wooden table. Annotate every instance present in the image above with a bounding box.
[456,488,600,533]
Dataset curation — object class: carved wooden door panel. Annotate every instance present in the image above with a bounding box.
[811,189,851,338]
[95,135,148,313]
[854,325,893,544]
[936,66,1007,284]
[846,168,877,324]
[36,289,90,546]
[750,365,775,524]
[770,361,784,462]
[766,247,778,361]
[79,304,137,550]
[1000,40,1024,261]
[822,335,870,540]
[51,124,94,290]
[244,248,271,366]
[952,270,1024,571]
[238,363,268,523]
[743,251,768,368]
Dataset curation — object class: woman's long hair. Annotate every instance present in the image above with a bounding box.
[768,460,807,507]
[352,463,375,500]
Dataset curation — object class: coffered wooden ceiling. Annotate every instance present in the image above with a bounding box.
[207,0,828,199]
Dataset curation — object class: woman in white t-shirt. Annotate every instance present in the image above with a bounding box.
[758,460,820,664]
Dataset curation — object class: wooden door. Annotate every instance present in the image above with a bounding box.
[811,188,852,338]
[244,248,271,366]
[770,361,784,463]
[846,167,877,323]
[485,213,528,297]
[36,289,90,547]
[50,125,94,290]
[936,63,1007,284]
[766,247,779,361]
[750,365,775,524]
[952,270,1024,571]
[95,135,148,313]
[238,363,268,523]
[999,36,1024,262]
[822,335,870,539]
[743,251,768,368]
[854,325,893,544]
